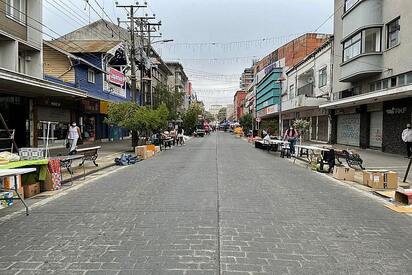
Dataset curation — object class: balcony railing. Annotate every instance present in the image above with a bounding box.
[297,83,314,97]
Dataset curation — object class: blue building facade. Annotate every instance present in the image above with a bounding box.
[256,67,282,113]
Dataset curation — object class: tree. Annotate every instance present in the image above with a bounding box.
[217,107,227,122]
[260,119,278,136]
[106,102,169,147]
[204,111,215,123]
[239,113,253,133]
[182,103,203,135]
[153,84,184,120]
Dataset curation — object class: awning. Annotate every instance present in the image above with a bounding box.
[0,68,86,98]
[320,85,412,109]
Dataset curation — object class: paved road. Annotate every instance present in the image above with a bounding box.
[1,133,412,275]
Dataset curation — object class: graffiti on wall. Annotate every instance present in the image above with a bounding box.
[337,114,360,146]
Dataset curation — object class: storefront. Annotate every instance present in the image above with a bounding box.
[382,98,412,155]
[80,99,99,143]
[35,97,78,148]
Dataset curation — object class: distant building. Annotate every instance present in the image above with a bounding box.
[234,91,247,121]
[166,62,189,111]
[226,104,234,121]
[240,67,254,90]
[209,105,223,117]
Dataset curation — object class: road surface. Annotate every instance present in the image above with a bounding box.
[1,132,412,274]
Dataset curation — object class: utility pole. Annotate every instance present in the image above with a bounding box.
[116,2,147,103]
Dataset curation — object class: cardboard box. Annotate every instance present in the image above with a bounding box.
[42,172,57,191]
[395,189,412,205]
[146,144,156,152]
[333,166,355,181]
[155,146,161,153]
[1,175,24,198]
[135,146,147,159]
[23,182,40,198]
[363,170,398,189]
[147,150,155,158]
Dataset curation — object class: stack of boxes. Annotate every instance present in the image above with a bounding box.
[135,145,160,160]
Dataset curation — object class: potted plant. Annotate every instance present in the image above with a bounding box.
[293,119,310,144]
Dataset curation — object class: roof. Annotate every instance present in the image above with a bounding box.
[165,61,188,80]
[43,41,106,73]
[48,39,122,53]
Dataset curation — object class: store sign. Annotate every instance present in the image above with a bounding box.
[108,68,125,86]
[386,107,407,115]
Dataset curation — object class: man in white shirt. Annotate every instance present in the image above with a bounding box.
[402,123,412,158]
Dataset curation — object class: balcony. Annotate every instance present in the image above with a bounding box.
[342,0,383,39]
[340,53,383,82]
[297,83,314,97]
[282,95,328,112]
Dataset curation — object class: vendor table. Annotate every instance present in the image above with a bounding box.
[49,155,85,183]
[270,140,291,158]
[294,145,330,163]
[0,168,36,215]
[0,159,49,181]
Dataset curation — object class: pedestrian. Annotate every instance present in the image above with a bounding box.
[177,127,185,145]
[263,130,271,151]
[67,122,82,153]
[284,126,299,155]
[402,123,412,158]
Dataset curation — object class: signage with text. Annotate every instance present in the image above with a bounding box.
[108,68,125,86]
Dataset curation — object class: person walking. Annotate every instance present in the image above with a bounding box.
[177,127,185,145]
[284,126,299,155]
[402,123,412,158]
[67,122,82,153]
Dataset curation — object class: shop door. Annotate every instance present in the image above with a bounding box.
[369,111,383,148]
[311,117,317,140]
[317,116,329,141]
[337,114,360,146]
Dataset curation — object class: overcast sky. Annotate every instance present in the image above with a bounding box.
[44,0,334,109]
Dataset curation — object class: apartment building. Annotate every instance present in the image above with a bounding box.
[254,33,330,135]
[166,62,189,111]
[234,90,247,121]
[321,0,412,155]
[284,39,333,142]
[240,67,254,91]
[0,0,87,148]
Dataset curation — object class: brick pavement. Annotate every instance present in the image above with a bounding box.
[0,133,411,274]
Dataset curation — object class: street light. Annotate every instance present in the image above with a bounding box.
[275,75,286,137]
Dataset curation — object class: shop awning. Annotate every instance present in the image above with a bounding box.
[320,85,412,109]
[0,68,86,98]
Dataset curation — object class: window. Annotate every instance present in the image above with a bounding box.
[363,28,381,53]
[407,73,412,84]
[6,0,26,23]
[382,79,389,89]
[289,84,295,99]
[344,0,360,12]
[318,67,327,88]
[387,18,400,49]
[343,28,381,62]
[343,33,361,62]
[87,69,95,83]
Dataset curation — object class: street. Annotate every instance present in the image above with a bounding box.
[1,132,412,275]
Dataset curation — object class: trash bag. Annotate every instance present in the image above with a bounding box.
[114,154,140,166]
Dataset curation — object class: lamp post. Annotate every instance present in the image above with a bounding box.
[276,76,286,137]
[151,39,174,45]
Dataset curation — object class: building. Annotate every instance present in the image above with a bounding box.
[283,39,333,142]
[166,62,189,111]
[43,40,132,144]
[240,67,254,90]
[254,33,331,134]
[209,105,223,118]
[234,91,247,121]
[0,0,87,148]
[321,0,412,155]
[226,104,234,121]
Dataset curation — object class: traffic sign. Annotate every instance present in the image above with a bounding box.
[256,117,261,123]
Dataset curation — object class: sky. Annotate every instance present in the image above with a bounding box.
[43,0,334,110]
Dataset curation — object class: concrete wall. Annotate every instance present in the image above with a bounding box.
[0,40,18,70]
[26,0,42,49]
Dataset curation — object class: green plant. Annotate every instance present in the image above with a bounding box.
[182,103,204,134]
[239,113,253,133]
[293,119,310,141]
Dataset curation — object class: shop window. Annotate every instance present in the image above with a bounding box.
[387,18,400,49]
[6,0,26,23]
[318,67,327,88]
[88,69,96,83]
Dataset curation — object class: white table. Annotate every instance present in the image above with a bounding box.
[294,145,330,163]
[0,168,36,215]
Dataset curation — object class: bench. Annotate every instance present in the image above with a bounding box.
[73,146,101,167]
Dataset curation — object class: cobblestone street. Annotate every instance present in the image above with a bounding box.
[1,133,412,274]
